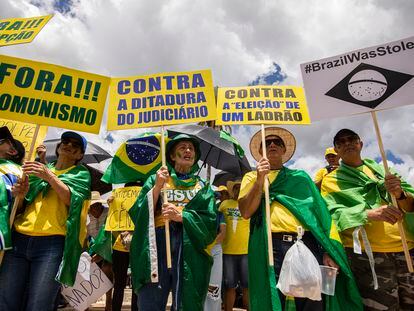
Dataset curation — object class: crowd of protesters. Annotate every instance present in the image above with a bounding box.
[0,125,413,311]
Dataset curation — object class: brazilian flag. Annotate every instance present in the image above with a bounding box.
[102,132,169,184]
[248,166,363,311]
[0,159,22,250]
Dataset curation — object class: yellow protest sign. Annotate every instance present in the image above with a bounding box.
[216,86,311,125]
[107,70,217,130]
[0,54,110,134]
[105,186,141,231]
[0,15,53,46]
[0,118,47,160]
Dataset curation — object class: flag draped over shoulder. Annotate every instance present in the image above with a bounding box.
[0,159,22,250]
[102,133,168,184]
[322,158,414,232]
[26,162,91,286]
[129,174,217,311]
[248,167,363,311]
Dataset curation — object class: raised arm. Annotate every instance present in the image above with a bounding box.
[239,157,269,219]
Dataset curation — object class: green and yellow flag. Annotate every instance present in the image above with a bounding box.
[0,159,22,250]
[248,167,363,311]
[26,163,91,286]
[102,132,169,184]
[322,159,414,232]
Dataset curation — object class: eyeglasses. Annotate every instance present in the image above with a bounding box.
[334,135,360,147]
[61,138,82,150]
[265,138,285,147]
[0,139,10,145]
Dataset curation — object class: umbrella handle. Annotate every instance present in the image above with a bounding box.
[196,144,213,176]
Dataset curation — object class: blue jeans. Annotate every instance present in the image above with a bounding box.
[223,254,248,289]
[0,232,65,311]
[138,223,183,311]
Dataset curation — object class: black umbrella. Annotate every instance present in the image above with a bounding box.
[213,171,242,187]
[167,124,251,176]
[43,139,112,164]
[43,139,113,195]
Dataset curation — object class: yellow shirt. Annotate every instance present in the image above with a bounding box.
[219,199,249,255]
[15,166,75,236]
[339,165,414,252]
[314,167,328,184]
[154,176,203,228]
[239,171,303,233]
[112,233,129,253]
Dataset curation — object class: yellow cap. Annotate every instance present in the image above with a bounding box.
[217,185,228,192]
[325,147,337,156]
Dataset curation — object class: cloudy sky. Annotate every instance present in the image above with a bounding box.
[1,0,414,182]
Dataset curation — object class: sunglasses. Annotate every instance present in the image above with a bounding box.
[334,135,360,147]
[265,138,285,147]
[0,138,11,145]
[61,138,83,150]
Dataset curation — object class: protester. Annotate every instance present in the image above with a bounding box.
[314,147,340,189]
[87,191,109,239]
[129,134,217,311]
[10,139,26,165]
[0,126,22,251]
[217,185,230,202]
[238,127,363,311]
[321,128,414,310]
[204,191,226,311]
[88,191,113,311]
[112,182,140,311]
[0,131,91,311]
[220,180,249,311]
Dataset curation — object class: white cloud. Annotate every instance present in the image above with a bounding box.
[1,0,414,183]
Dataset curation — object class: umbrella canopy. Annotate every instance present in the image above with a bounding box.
[102,126,250,184]
[43,139,113,195]
[43,139,112,164]
[168,124,251,176]
[212,171,242,187]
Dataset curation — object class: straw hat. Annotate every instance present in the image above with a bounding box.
[249,127,296,163]
[90,191,106,205]
[226,180,241,198]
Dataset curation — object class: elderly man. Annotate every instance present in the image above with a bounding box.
[0,126,22,251]
[129,134,217,311]
[314,147,340,189]
[322,128,414,311]
[0,131,91,311]
[239,126,362,311]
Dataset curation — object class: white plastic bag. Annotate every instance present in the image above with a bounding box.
[276,227,322,301]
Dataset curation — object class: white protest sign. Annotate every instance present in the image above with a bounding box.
[61,252,113,311]
[301,36,414,121]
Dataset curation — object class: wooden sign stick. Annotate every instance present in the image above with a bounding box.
[261,124,274,266]
[161,126,172,269]
[371,111,413,272]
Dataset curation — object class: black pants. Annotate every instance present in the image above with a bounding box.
[272,231,324,311]
[112,250,138,311]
